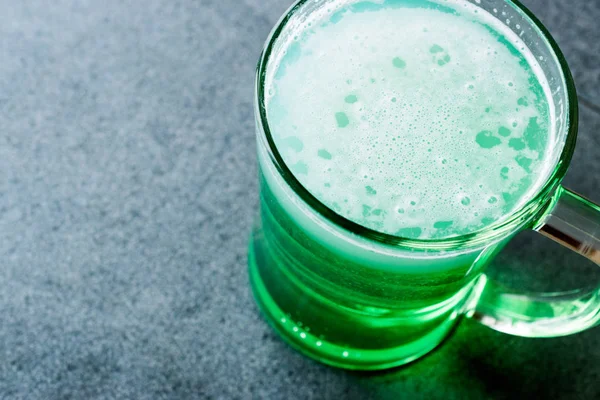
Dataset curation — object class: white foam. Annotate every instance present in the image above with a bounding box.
[265,0,558,238]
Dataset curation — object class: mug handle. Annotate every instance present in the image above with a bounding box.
[467,186,600,337]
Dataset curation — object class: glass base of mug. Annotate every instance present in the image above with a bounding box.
[248,231,460,371]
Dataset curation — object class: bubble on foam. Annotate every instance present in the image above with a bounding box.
[365,186,377,196]
[318,148,333,159]
[283,136,304,152]
[335,112,350,128]
[508,138,526,151]
[475,131,502,149]
[498,126,512,137]
[515,155,533,172]
[434,221,454,230]
[392,57,407,69]
[345,94,358,103]
[291,161,308,175]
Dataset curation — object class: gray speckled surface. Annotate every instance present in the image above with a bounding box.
[0,0,599,399]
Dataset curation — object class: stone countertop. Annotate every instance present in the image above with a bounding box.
[0,0,599,399]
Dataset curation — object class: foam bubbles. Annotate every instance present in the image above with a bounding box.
[265,0,556,239]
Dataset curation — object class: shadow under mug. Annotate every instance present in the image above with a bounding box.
[249,0,600,370]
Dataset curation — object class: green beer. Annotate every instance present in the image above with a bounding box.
[250,0,560,369]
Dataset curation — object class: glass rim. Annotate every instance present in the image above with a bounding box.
[255,0,579,250]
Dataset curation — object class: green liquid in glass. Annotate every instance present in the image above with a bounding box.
[251,0,557,369]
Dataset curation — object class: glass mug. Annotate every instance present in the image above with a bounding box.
[248,0,600,370]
